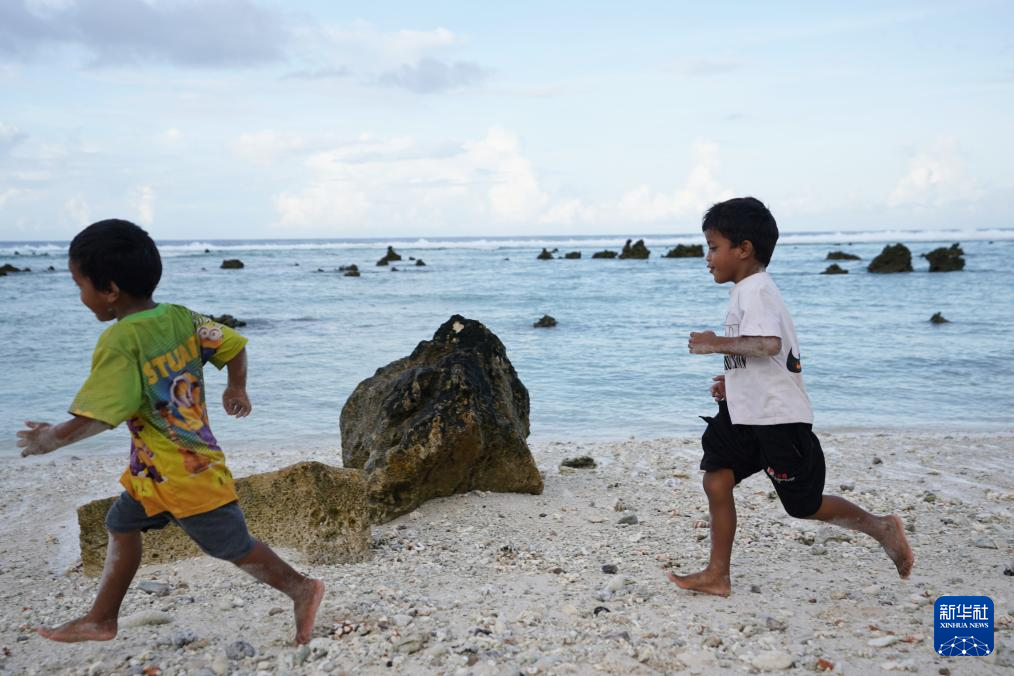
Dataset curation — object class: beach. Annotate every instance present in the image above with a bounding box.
[1,429,1011,675]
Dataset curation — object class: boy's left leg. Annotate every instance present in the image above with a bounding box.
[232,541,325,645]
[759,426,914,579]
[806,496,914,579]
[179,502,324,645]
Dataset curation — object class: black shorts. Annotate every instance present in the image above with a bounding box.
[699,400,826,518]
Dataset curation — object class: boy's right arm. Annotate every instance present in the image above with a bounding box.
[689,331,781,357]
[17,416,111,457]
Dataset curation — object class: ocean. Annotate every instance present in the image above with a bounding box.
[2,228,1013,458]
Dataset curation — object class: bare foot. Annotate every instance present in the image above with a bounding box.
[880,515,914,579]
[293,578,325,644]
[37,616,116,643]
[666,568,731,597]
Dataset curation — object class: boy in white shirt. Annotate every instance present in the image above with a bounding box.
[669,197,913,597]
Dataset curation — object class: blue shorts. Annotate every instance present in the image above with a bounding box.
[105,492,255,562]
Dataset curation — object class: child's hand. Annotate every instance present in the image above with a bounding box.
[689,331,719,354]
[223,386,252,418]
[710,375,726,401]
[17,421,56,457]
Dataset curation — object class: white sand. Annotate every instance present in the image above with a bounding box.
[0,430,1011,675]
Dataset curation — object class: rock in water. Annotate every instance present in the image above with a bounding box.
[561,456,595,468]
[821,264,848,275]
[533,314,557,328]
[563,251,581,259]
[930,312,950,324]
[618,238,650,259]
[923,243,965,272]
[376,246,402,266]
[591,250,618,259]
[208,313,246,328]
[78,462,371,575]
[536,248,554,260]
[867,243,912,273]
[826,250,860,260]
[220,259,244,269]
[340,315,543,522]
[662,244,703,258]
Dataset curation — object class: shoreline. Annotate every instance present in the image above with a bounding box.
[7,425,1014,462]
[1,429,1011,674]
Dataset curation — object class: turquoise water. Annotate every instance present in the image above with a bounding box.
[2,230,1012,457]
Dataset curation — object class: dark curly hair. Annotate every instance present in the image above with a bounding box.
[69,219,162,298]
[701,197,779,266]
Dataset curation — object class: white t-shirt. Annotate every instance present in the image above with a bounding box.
[723,271,813,425]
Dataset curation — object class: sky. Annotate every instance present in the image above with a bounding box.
[0,0,1012,241]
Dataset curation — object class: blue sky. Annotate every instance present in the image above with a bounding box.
[0,0,1012,240]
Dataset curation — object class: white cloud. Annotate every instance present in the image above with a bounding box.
[313,22,455,67]
[272,127,546,233]
[615,141,733,221]
[64,194,91,224]
[0,122,28,154]
[538,139,733,226]
[232,130,310,166]
[0,187,25,206]
[158,128,184,145]
[888,138,982,208]
[131,185,155,225]
[269,130,733,234]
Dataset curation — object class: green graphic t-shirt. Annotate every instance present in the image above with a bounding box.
[70,304,248,518]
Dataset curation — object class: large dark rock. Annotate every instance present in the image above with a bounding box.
[221,259,244,269]
[78,462,371,576]
[563,251,581,259]
[376,246,402,266]
[663,244,703,258]
[619,239,650,259]
[0,263,25,277]
[930,312,950,324]
[537,248,554,260]
[340,315,543,522]
[922,243,965,272]
[867,244,912,273]
[533,314,557,328]
[826,251,861,261]
[592,250,618,259]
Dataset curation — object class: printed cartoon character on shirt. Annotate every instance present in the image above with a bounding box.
[166,371,220,448]
[197,323,225,364]
[154,401,217,476]
[127,418,165,483]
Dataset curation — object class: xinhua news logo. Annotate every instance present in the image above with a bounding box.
[934,596,993,657]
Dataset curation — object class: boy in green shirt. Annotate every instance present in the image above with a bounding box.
[17,219,324,645]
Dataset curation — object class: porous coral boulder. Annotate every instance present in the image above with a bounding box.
[78,462,371,576]
[340,315,543,522]
[867,243,913,273]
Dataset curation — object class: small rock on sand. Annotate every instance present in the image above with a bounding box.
[751,650,794,671]
[120,610,173,628]
[561,456,595,469]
